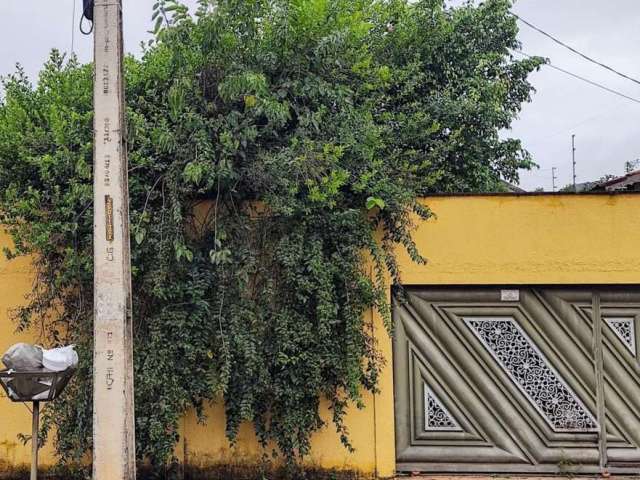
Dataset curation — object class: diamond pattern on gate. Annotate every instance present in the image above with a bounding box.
[424,384,462,431]
[605,317,636,355]
[465,317,598,432]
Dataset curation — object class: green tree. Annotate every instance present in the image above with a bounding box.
[0,0,541,471]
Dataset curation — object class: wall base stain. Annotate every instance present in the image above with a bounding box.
[0,462,29,480]
[181,463,374,480]
[0,462,374,480]
[136,462,374,480]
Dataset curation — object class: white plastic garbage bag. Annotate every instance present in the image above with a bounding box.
[1,343,43,370]
[42,345,78,372]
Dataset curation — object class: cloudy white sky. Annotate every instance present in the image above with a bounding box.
[1,1,638,191]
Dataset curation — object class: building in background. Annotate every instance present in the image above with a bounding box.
[591,169,640,192]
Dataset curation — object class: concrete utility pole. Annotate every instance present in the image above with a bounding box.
[91,1,136,478]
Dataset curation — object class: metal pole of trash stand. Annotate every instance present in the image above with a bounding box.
[0,368,75,480]
[31,401,39,480]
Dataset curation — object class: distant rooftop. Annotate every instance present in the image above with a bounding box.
[592,169,640,192]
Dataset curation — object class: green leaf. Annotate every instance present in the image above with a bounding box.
[134,228,145,245]
[183,162,204,186]
[244,94,257,108]
[153,15,163,34]
[377,65,391,83]
[366,196,385,210]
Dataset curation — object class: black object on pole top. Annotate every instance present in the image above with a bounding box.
[80,0,95,35]
[83,0,94,21]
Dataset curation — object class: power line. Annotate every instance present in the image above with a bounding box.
[71,0,76,55]
[512,12,640,87]
[543,60,640,105]
[526,103,629,144]
[514,50,640,105]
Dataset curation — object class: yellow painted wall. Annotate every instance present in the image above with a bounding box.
[401,193,640,285]
[1,193,639,476]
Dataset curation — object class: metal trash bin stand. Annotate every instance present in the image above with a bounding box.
[0,368,75,480]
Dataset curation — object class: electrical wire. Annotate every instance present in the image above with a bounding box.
[514,50,640,105]
[71,0,76,55]
[526,104,629,144]
[512,12,640,87]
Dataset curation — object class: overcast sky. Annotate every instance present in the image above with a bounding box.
[1,1,638,191]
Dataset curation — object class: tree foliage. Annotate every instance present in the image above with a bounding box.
[0,0,541,471]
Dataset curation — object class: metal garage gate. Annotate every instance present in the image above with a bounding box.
[393,286,640,474]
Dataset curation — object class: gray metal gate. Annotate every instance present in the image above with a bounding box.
[393,287,640,474]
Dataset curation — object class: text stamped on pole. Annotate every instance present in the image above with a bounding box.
[105,195,114,242]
